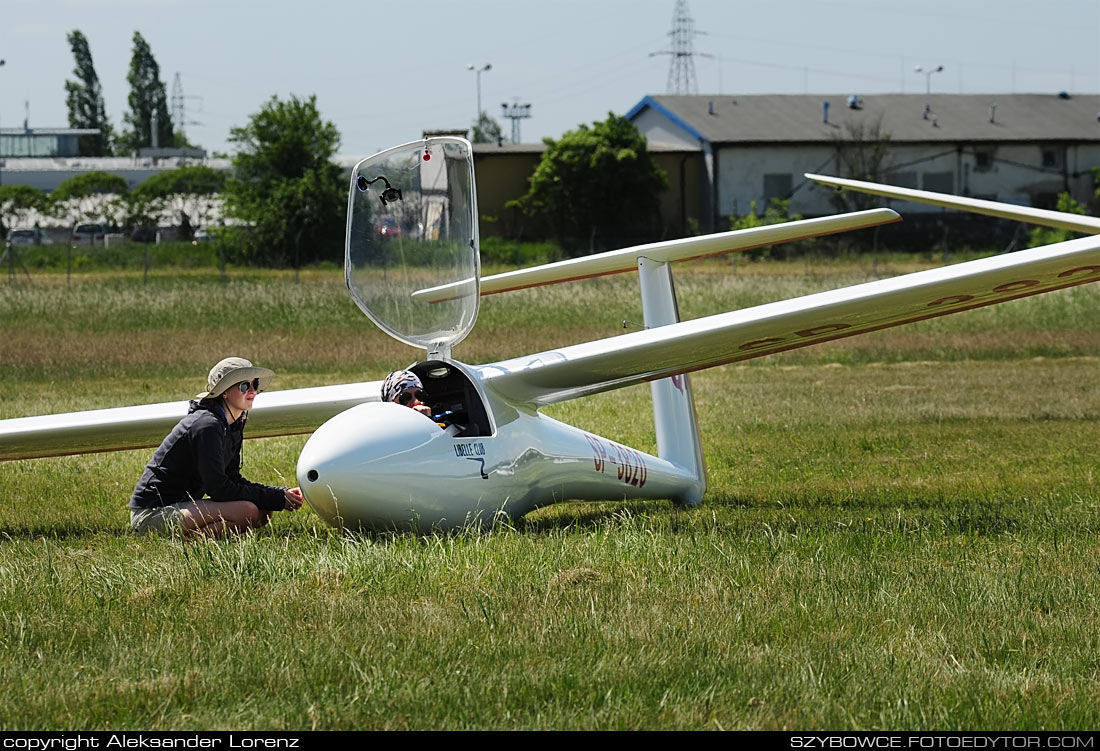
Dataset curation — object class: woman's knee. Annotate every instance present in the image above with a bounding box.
[238,502,272,529]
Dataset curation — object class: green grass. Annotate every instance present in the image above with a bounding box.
[1,258,1099,729]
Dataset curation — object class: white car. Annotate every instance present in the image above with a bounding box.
[72,223,106,246]
[8,228,51,246]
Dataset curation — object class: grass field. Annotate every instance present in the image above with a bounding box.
[1,255,1098,730]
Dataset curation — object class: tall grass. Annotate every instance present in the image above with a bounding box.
[1,261,1099,729]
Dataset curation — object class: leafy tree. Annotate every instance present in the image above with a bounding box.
[1027,192,1087,248]
[729,198,804,259]
[508,113,668,254]
[118,32,174,153]
[134,165,227,239]
[728,198,802,231]
[0,185,47,240]
[472,112,505,144]
[828,119,892,212]
[49,171,130,229]
[223,94,344,265]
[64,31,114,156]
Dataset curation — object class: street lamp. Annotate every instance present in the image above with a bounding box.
[467,63,491,124]
[914,64,944,95]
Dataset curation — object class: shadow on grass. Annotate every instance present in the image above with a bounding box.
[516,498,676,534]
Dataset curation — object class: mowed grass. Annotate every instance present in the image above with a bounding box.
[1,257,1099,730]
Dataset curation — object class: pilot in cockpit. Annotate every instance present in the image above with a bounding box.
[381,369,433,418]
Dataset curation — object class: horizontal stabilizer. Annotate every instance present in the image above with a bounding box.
[806,173,1100,235]
[413,209,899,302]
[0,381,382,462]
[480,235,1100,406]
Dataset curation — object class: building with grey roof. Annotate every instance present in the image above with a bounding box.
[628,93,1100,231]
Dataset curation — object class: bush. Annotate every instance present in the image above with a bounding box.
[479,237,563,268]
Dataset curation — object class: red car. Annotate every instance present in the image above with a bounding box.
[377,216,402,238]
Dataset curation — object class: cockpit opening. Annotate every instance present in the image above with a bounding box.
[408,361,494,438]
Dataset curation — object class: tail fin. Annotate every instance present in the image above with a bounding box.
[638,257,706,506]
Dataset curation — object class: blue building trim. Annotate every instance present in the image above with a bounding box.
[625,96,710,148]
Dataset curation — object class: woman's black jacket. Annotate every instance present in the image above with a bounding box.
[129,400,286,511]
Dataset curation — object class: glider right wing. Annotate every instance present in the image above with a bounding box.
[480,234,1100,406]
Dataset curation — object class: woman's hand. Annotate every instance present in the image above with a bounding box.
[284,487,304,511]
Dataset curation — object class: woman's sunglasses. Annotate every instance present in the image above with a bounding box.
[396,388,424,405]
[235,378,262,394]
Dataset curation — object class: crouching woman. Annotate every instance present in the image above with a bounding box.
[129,357,304,538]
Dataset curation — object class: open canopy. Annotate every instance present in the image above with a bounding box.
[345,137,480,357]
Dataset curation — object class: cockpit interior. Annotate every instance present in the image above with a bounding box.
[408,361,494,438]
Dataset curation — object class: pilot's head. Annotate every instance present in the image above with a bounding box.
[382,370,425,408]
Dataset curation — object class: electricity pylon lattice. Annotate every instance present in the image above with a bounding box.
[649,0,711,95]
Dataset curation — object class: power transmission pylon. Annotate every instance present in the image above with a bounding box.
[649,0,712,95]
[170,72,204,142]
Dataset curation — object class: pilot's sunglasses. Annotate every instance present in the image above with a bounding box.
[396,388,424,405]
[235,378,262,394]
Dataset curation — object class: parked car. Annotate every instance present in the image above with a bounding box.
[72,223,107,246]
[191,228,214,244]
[377,216,402,238]
[8,228,51,246]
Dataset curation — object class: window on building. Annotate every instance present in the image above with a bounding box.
[922,172,954,193]
[1040,147,1063,169]
[763,173,792,202]
[885,172,918,189]
[973,148,995,172]
[1034,192,1059,210]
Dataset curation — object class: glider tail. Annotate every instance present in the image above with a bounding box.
[638,257,707,506]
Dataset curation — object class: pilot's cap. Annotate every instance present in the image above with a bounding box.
[381,369,423,403]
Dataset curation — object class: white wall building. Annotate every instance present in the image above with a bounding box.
[628,93,1100,232]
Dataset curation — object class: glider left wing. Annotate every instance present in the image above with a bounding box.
[805,173,1100,235]
[0,381,382,462]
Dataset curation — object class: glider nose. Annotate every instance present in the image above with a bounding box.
[296,402,444,529]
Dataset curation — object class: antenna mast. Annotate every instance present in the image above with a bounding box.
[649,0,711,94]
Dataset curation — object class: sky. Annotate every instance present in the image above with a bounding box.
[2,0,1098,159]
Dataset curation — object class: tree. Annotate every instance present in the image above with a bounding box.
[1027,192,1088,248]
[728,198,804,260]
[64,31,114,156]
[119,32,174,153]
[134,165,227,239]
[508,113,668,254]
[223,94,345,265]
[48,171,130,229]
[827,119,892,213]
[472,112,505,144]
[0,185,47,240]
